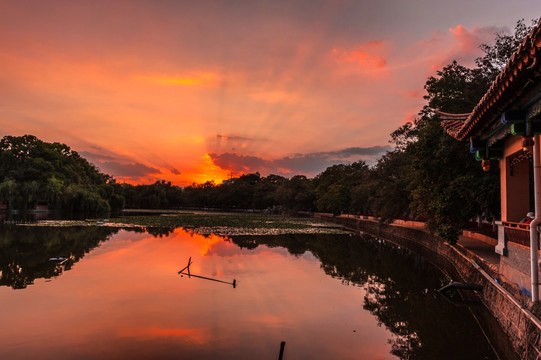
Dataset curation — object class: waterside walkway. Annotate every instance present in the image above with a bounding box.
[333,214,501,268]
[457,234,500,268]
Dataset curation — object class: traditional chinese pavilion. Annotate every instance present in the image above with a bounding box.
[439,18,541,301]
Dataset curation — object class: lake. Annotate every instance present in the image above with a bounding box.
[0,225,505,359]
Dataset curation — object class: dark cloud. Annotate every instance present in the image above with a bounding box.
[215,134,255,142]
[81,151,160,178]
[209,145,392,178]
[208,153,271,172]
[313,146,393,158]
[98,162,160,177]
[170,168,181,175]
[80,149,123,163]
[210,134,268,154]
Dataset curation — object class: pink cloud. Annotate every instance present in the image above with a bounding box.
[431,24,502,69]
[398,24,505,85]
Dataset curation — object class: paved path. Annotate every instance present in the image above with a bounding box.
[457,234,499,267]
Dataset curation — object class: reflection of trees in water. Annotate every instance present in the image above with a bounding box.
[0,225,182,290]
[143,227,176,237]
[0,226,120,289]
[363,275,422,358]
[231,233,498,360]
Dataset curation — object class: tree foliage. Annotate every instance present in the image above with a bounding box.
[314,162,369,215]
[423,61,491,115]
[476,19,537,80]
[0,135,124,215]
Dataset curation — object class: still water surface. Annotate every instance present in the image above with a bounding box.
[0,226,501,359]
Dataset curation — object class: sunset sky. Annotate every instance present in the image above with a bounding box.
[1,1,541,186]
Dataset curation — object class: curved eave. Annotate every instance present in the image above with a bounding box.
[435,110,470,138]
[453,17,541,141]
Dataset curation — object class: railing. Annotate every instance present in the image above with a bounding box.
[503,221,534,247]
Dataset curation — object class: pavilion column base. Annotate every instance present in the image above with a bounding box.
[495,221,508,256]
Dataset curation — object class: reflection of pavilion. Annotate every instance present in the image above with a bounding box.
[178,257,236,288]
[439,19,541,301]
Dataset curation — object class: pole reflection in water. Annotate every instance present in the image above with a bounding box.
[0,227,509,360]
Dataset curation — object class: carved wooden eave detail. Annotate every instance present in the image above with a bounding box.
[434,110,471,138]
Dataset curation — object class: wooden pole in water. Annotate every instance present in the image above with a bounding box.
[180,272,235,286]
[178,257,236,287]
[278,341,285,360]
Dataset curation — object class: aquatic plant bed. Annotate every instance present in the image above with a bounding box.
[19,220,142,228]
[19,212,350,236]
[110,213,350,236]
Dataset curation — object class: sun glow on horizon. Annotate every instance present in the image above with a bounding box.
[193,153,232,185]
[136,73,220,87]
[109,153,233,187]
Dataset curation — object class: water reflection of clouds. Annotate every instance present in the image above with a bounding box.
[118,326,206,344]
[205,240,239,257]
[85,229,149,259]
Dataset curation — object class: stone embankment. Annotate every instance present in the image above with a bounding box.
[317,214,541,360]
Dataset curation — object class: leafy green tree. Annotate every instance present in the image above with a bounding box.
[423,61,491,115]
[275,175,315,211]
[368,150,413,222]
[253,174,287,209]
[408,117,499,243]
[314,162,369,215]
[181,181,217,208]
[0,135,124,215]
[476,19,536,81]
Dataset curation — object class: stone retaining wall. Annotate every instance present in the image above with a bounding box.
[318,214,541,360]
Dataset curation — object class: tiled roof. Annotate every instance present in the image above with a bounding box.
[441,18,541,140]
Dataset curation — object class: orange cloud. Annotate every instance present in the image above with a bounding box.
[249,90,298,104]
[332,40,387,71]
[402,89,425,99]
